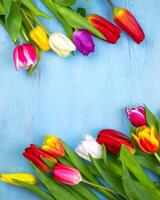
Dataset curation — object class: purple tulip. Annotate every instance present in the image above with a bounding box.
[72,29,95,56]
[13,43,37,70]
[125,106,147,127]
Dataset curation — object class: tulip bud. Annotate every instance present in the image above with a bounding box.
[72,29,95,56]
[97,129,135,154]
[29,26,50,51]
[75,135,102,161]
[13,43,37,70]
[113,8,145,44]
[41,135,65,158]
[53,163,82,185]
[23,144,57,173]
[125,106,147,127]
[49,32,76,57]
[132,125,160,154]
[87,14,121,44]
[0,173,37,186]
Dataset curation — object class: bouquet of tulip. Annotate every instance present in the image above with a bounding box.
[0,0,144,75]
[1,105,160,200]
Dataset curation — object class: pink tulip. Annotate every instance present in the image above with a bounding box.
[13,43,37,70]
[53,163,82,185]
[125,106,147,127]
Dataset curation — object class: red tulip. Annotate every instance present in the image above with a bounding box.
[125,106,147,127]
[113,7,145,44]
[53,163,82,185]
[23,144,57,172]
[97,129,135,154]
[87,14,121,44]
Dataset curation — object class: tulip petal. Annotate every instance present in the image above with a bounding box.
[88,14,121,44]
[23,44,37,67]
[113,8,145,44]
[49,32,76,57]
[72,30,95,56]
[53,163,82,185]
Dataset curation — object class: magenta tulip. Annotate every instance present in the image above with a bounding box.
[125,106,147,127]
[13,43,37,70]
[72,29,95,56]
[53,163,82,185]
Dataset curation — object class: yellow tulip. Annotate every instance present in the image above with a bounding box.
[29,26,50,51]
[0,173,37,186]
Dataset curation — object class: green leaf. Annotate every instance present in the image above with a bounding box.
[33,165,78,200]
[135,154,160,176]
[6,2,22,42]
[102,145,122,177]
[13,179,55,200]
[90,155,126,199]
[41,157,56,169]
[41,0,73,38]
[54,0,76,7]
[55,3,105,39]
[62,141,98,183]
[62,141,117,200]
[77,8,86,17]
[20,0,51,18]
[2,0,12,19]
[156,182,160,190]
[145,105,160,135]
[72,183,99,200]
[0,2,5,15]
[121,162,153,200]
[87,164,100,176]
[60,184,85,200]
[119,146,155,189]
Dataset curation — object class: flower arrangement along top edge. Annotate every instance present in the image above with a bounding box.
[0,0,145,75]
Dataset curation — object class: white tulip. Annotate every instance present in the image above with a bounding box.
[75,135,102,161]
[49,32,76,57]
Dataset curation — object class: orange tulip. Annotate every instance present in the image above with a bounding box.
[41,136,65,158]
[132,126,160,154]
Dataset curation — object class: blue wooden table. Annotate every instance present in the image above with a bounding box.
[0,0,160,199]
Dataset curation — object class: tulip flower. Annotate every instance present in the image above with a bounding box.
[52,163,116,193]
[87,14,121,44]
[13,43,37,70]
[72,29,95,56]
[53,163,82,185]
[132,125,160,155]
[29,26,50,51]
[41,135,65,158]
[125,106,147,127]
[97,129,135,154]
[23,144,57,172]
[0,173,37,186]
[113,8,145,44]
[49,32,76,57]
[75,135,102,161]
[107,0,145,44]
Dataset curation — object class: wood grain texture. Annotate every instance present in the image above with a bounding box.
[0,0,160,199]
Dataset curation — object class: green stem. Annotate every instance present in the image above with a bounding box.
[18,34,23,44]
[82,179,115,193]
[154,153,160,162]
[20,25,30,42]
[21,8,34,29]
[31,13,50,35]
[107,0,115,8]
